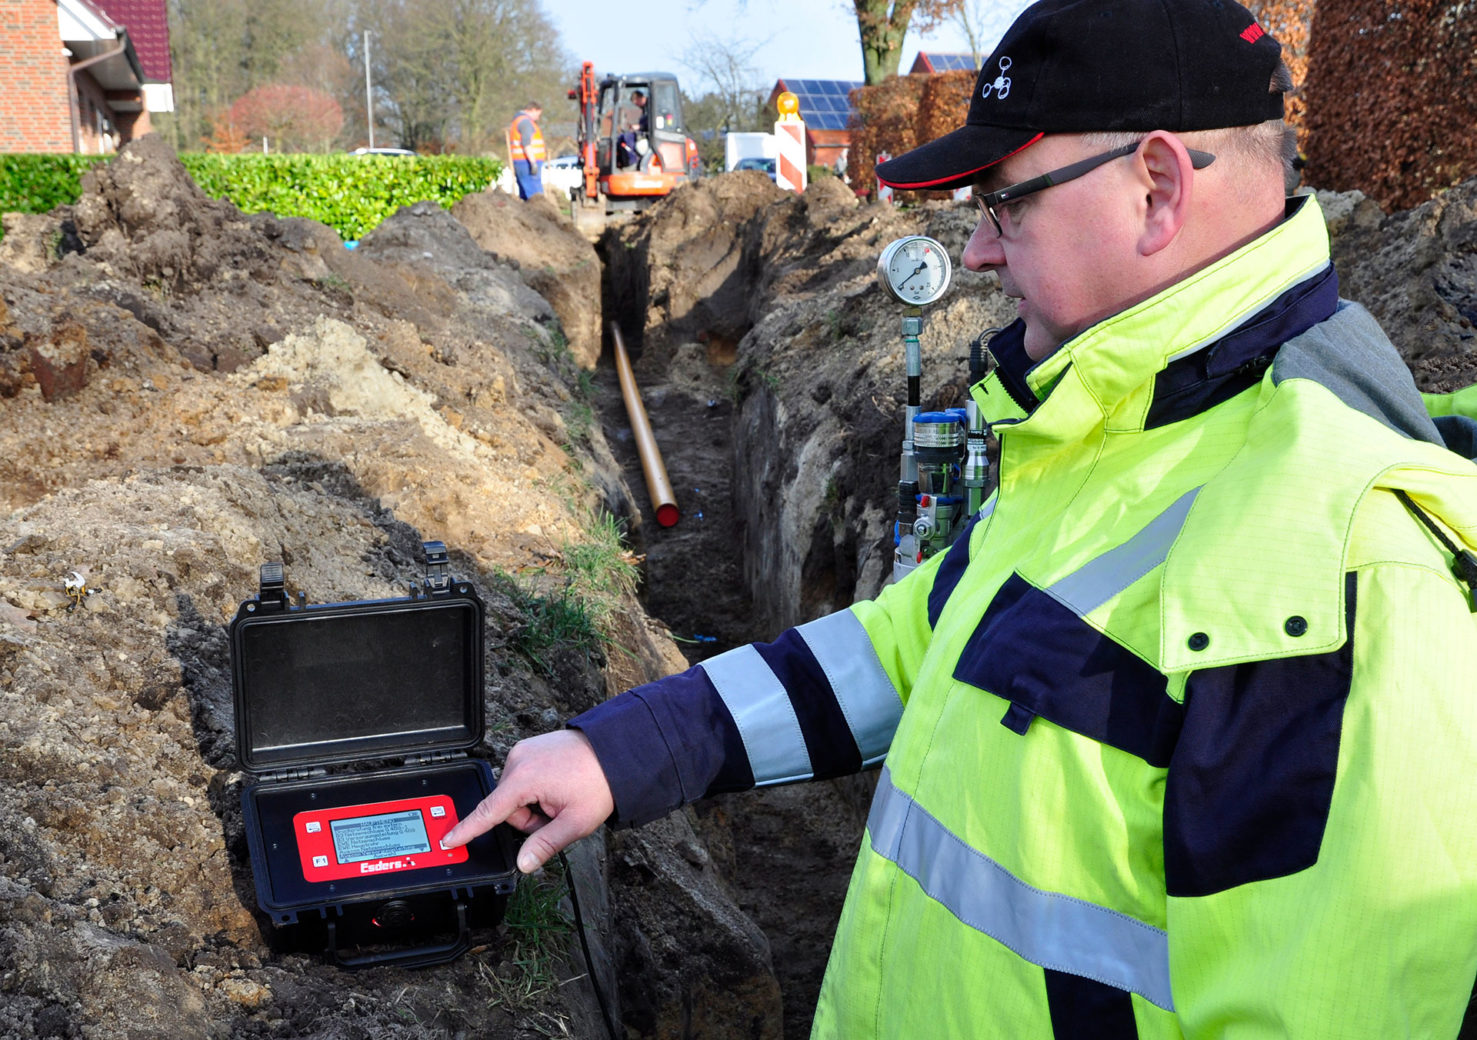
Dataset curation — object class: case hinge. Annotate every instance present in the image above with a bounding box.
[262,766,328,783]
[412,750,464,767]
[423,540,452,597]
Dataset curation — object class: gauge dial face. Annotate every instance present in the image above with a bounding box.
[878,236,952,306]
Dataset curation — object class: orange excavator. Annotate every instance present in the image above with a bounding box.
[568,61,700,220]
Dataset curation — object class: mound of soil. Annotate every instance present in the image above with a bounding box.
[0,138,781,1040]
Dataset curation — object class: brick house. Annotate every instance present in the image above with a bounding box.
[0,0,173,153]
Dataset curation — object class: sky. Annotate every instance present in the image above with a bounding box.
[546,0,1034,93]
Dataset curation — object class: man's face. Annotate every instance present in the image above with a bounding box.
[962,135,1142,360]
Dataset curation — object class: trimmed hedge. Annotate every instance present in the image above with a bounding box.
[0,152,504,242]
[0,154,107,219]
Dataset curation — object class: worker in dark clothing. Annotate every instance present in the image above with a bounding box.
[617,90,647,169]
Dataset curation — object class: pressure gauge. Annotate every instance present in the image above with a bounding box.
[877,235,952,307]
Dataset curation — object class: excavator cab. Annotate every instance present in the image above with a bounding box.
[570,64,700,216]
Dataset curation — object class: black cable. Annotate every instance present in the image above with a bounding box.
[1395,489,1477,611]
[558,850,620,1040]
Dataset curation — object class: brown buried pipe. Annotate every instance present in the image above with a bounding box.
[610,322,680,528]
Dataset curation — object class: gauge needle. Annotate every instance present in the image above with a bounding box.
[898,260,928,288]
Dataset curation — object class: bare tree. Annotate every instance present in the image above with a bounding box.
[358,0,572,153]
[947,0,1024,65]
[681,33,769,134]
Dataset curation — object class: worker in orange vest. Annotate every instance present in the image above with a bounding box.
[507,102,546,200]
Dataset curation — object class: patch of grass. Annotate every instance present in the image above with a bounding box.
[314,271,352,295]
[564,400,594,444]
[526,324,573,369]
[495,570,605,677]
[724,357,784,405]
[522,324,598,448]
[478,866,573,1012]
[562,512,639,601]
[492,510,640,676]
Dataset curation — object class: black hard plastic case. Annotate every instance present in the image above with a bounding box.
[230,542,518,968]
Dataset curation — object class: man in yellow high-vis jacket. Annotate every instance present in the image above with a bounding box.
[449,1,1477,1035]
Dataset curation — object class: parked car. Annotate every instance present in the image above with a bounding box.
[731,156,776,181]
[543,154,584,200]
[352,146,417,157]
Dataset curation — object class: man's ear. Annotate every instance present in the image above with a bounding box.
[1135,132,1194,257]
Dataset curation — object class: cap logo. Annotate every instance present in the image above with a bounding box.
[980,56,1013,100]
[1239,23,1265,43]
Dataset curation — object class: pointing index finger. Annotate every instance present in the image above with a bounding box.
[442,783,520,849]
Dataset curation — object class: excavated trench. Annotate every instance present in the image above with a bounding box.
[588,297,869,1040]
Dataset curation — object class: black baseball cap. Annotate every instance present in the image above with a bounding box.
[876,0,1285,190]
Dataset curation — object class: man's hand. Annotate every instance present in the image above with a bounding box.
[441,729,614,874]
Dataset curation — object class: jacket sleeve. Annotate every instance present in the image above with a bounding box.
[1165,545,1477,1036]
[568,528,963,826]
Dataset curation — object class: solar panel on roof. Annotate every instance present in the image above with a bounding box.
[775,78,863,129]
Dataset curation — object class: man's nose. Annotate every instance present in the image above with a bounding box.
[962,217,1004,271]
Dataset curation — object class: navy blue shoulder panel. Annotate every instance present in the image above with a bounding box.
[1163,573,1357,898]
[928,512,980,629]
[1146,264,1339,430]
[953,573,1182,767]
[754,631,863,779]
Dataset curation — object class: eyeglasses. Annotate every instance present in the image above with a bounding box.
[972,141,1216,237]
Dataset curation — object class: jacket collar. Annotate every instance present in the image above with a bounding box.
[976,194,1334,436]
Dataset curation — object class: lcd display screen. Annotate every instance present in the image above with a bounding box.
[330,808,432,864]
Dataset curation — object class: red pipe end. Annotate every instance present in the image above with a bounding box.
[656,504,680,528]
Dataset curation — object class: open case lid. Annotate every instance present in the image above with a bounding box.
[229,542,485,775]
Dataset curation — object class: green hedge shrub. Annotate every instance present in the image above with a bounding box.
[0,152,504,242]
[0,154,107,219]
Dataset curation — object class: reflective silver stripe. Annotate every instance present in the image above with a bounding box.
[796,610,902,767]
[1047,487,1200,616]
[868,768,1175,1011]
[978,491,997,519]
[701,644,813,785]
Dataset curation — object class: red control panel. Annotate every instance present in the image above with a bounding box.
[294,795,468,883]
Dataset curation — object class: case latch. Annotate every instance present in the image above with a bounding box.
[257,562,290,613]
[423,541,451,597]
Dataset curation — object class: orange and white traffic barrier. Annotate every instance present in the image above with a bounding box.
[774,91,807,193]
